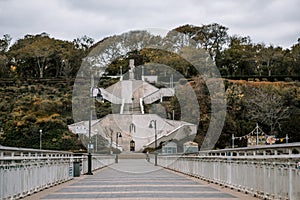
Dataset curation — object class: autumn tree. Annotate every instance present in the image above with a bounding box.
[243,85,290,134]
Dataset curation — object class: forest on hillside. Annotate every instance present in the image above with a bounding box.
[0,23,299,150]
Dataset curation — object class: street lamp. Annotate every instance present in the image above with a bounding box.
[149,120,157,166]
[39,129,42,150]
[115,132,122,163]
[129,123,136,152]
[87,79,100,175]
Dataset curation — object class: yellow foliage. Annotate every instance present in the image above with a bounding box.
[36,113,60,122]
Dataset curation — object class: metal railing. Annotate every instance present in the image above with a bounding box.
[0,146,114,200]
[143,88,174,104]
[158,143,300,200]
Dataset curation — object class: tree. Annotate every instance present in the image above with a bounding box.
[219,35,256,76]
[243,85,290,134]
[175,23,229,61]
[289,43,300,76]
[256,45,284,76]
[0,34,12,77]
[9,33,54,78]
[0,34,12,53]
[73,35,94,52]
[195,23,229,61]
[8,33,83,78]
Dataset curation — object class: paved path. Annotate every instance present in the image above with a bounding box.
[32,159,257,200]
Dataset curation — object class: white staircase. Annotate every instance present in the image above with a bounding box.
[143,88,175,104]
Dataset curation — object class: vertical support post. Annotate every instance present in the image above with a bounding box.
[232,134,234,148]
[288,161,293,200]
[142,65,144,81]
[172,110,175,121]
[116,133,119,163]
[149,120,157,166]
[154,122,157,166]
[39,129,42,150]
[170,74,174,88]
[95,134,97,153]
[115,132,122,163]
[87,73,93,175]
[256,123,259,145]
[110,132,113,155]
[120,66,123,81]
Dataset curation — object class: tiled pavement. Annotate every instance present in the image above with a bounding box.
[32,159,257,200]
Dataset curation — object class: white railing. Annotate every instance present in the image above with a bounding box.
[120,98,125,114]
[146,124,196,148]
[158,143,300,200]
[139,98,144,114]
[100,88,122,104]
[143,88,174,104]
[81,154,115,174]
[0,146,114,200]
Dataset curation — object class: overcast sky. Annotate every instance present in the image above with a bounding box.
[0,0,299,48]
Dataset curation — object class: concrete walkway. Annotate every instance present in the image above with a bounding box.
[28,159,258,200]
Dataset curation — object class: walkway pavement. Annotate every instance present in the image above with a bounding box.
[27,158,258,200]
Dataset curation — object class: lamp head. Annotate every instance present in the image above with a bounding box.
[149,123,153,128]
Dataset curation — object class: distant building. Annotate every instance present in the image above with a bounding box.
[162,141,177,154]
[183,141,198,153]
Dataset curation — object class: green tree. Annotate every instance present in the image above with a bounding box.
[219,35,256,76]
[175,23,229,61]
[256,45,284,76]
[73,35,94,52]
[289,42,300,76]
[8,33,83,78]
[0,34,12,77]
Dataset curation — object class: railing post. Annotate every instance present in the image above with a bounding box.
[288,161,293,200]
[87,153,93,175]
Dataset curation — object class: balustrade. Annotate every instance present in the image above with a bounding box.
[0,146,114,199]
[158,143,300,200]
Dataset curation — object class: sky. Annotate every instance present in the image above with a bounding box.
[0,0,299,48]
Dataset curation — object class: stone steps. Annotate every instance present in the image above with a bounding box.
[119,152,147,159]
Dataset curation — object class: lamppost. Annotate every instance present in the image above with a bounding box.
[129,123,136,152]
[115,132,122,163]
[39,129,42,150]
[87,95,93,175]
[87,71,94,175]
[149,120,157,166]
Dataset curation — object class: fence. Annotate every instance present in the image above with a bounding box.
[158,143,300,200]
[0,146,114,200]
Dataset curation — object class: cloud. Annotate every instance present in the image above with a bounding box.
[0,0,299,48]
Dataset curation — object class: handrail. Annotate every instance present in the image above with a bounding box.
[146,124,194,148]
[99,88,122,104]
[139,98,144,114]
[0,146,115,199]
[120,98,125,114]
[0,145,72,154]
[158,151,300,200]
[196,142,300,156]
[143,88,174,104]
